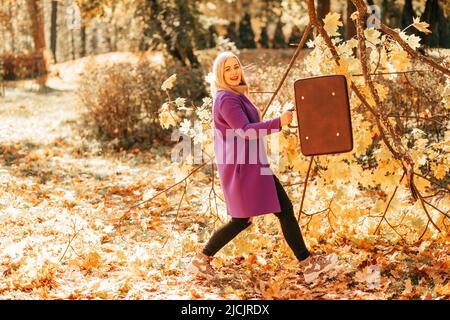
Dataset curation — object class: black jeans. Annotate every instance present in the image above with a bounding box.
[202,175,311,261]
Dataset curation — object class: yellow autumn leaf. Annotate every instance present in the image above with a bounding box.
[358,84,376,107]
[406,34,421,51]
[278,156,290,172]
[323,12,343,37]
[292,156,309,174]
[332,57,353,85]
[435,283,450,297]
[412,17,432,34]
[364,28,382,46]
[161,74,177,91]
[159,109,178,129]
[414,175,431,190]
[374,83,389,102]
[356,129,372,155]
[82,252,102,270]
[431,160,448,180]
[409,214,427,231]
[389,49,411,71]
[355,265,381,289]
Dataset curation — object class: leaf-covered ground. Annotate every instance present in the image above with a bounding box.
[0,87,448,300]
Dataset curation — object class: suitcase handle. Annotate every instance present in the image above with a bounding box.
[285,108,298,128]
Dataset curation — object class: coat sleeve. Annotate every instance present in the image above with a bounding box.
[219,95,281,140]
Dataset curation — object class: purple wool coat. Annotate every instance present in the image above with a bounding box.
[212,90,282,218]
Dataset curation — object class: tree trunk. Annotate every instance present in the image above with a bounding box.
[91,27,98,54]
[439,3,450,48]
[80,25,87,57]
[345,0,357,40]
[110,2,117,51]
[113,24,118,51]
[26,0,48,86]
[50,0,58,63]
[316,0,330,22]
[421,0,450,48]
[147,0,200,68]
[421,0,440,47]
[401,0,414,29]
[71,29,76,60]
[6,2,15,51]
[381,0,401,28]
[26,0,46,61]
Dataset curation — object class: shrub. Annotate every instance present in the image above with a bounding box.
[78,57,168,149]
[165,56,208,106]
[1,52,47,80]
[78,53,209,149]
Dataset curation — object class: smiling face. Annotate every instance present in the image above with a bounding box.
[223,57,242,86]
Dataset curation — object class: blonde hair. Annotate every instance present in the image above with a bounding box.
[210,51,250,100]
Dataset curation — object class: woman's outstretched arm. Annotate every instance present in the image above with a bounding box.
[219,95,281,140]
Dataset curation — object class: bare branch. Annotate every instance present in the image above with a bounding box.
[350,1,449,76]
[261,23,312,118]
[297,155,314,222]
[374,171,405,235]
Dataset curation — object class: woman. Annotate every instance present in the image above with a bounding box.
[188,51,337,283]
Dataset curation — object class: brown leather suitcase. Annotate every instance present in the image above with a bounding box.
[293,74,353,156]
